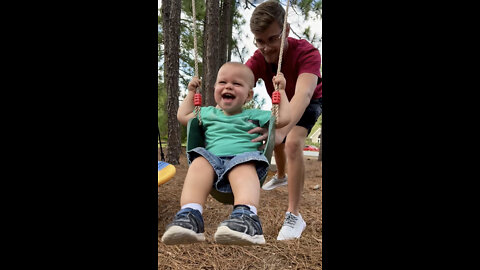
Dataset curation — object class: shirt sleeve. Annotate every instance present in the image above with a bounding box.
[199,106,216,121]
[253,109,272,128]
[245,50,266,86]
[297,43,322,78]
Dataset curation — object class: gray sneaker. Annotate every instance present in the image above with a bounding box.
[214,205,266,245]
[261,174,288,190]
[161,208,205,245]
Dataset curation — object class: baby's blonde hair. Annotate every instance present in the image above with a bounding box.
[219,62,255,89]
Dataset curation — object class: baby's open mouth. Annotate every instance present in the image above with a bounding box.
[222,93,236,101]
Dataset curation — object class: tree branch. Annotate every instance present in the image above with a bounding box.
[244,0,256,9]
[233,43,245,63]
[289,1,301,16]
[289,26,302,39]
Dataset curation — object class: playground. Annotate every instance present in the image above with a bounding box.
[158,147,322,269]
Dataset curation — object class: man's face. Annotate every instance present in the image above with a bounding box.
[253,23,287,64]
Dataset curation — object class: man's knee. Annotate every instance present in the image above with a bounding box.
[284,137,304,157]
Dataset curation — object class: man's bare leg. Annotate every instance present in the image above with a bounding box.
[284,126,308,215]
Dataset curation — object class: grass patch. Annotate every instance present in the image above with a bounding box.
[308,115,322,137]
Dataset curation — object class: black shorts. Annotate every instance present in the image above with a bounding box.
[283,98,322,143]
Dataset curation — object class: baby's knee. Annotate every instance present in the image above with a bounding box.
[190,156,212,170]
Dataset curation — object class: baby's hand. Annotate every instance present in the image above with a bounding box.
[188,76,201,92]
[272,72,286,91]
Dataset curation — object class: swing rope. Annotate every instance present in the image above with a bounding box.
[190,0,290,125]
[192,0,202,125]
[272,0,290,125]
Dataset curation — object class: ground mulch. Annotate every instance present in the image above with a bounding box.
[158,148,322,269]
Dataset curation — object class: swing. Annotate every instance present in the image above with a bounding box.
[186,115,276,204]
[186,0,289,204]
[158,126,176,186]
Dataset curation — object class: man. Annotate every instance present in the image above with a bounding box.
[245,0,322,240]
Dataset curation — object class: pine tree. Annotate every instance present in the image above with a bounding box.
[161,0,182,164]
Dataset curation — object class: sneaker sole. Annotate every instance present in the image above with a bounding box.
[214,226,266,245]
[262,180,288,190]
[161,226,205,245]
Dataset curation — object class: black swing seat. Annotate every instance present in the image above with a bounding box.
[186,115,276,204]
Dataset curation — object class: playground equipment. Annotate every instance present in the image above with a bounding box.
[158,160,176,186]
[158,126,176,186]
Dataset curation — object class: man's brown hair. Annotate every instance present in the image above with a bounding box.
[250,0,285,34]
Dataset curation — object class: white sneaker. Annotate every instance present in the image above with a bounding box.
[276,212,306,240]
[262,174,288,190]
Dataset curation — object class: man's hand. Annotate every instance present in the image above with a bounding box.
[248,126,268,142]
[248,126,268,150]
[248,124,289,150]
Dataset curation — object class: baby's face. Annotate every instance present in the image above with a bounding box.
[214,65,253,115]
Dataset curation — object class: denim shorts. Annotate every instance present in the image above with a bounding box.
[187,147,269,194]
[283,98,322,143]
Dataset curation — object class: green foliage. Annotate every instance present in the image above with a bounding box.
[182,0,206,19]
[158,82,187,143]
[306,114,322,147]
[158,82,167,138]
[301,26,321,47]
[308,114,322,136]
[244,93,266,110]
[292,0,322,20]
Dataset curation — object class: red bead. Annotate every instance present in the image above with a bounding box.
[194,93,202,106]
[272,91,281,104]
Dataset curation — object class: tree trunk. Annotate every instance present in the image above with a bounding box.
[162,0,182,165]
[203,0,220,107]
[218,0,233,65]
[226,0,235,62]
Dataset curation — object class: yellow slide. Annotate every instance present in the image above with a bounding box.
[158,161,176,186]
